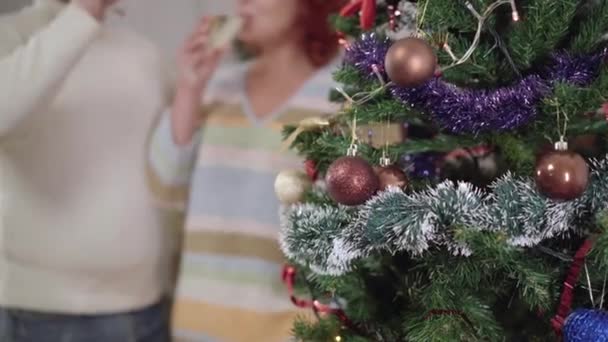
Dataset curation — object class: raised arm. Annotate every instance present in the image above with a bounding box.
[170,17,225,146]
[0,1,106,137]
[146,17,226,211]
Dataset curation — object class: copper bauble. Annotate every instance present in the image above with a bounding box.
[326,156,379,206]
[385,37,437,87]
[535,147,589,201]
[374,165,408,191]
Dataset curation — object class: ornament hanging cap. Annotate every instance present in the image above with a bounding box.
[555,140,568,151]
[347,143,358,157]
[379,155,391,167]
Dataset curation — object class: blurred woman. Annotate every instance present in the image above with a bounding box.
[170,0,345,341]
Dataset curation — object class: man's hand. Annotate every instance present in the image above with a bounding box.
[72,0,120,21]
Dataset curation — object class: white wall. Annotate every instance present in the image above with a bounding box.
[0,0,31,13]
[1,0,237,52]
[111,0,237,52]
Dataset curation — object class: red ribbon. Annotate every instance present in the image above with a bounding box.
[339,0,377,30]
[284,265,479,337]
[551,239,596,335]
[443,145,492,162]
[282,265,360,333]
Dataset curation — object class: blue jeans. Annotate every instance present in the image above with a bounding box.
[0,300,170,342]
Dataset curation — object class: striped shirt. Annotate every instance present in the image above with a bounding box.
[172,59,339,342]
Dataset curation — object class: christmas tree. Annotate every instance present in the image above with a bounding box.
[274,0,608,341]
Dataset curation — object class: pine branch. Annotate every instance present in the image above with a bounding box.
[507,0,579,70]
[489,134,537,175]
[440,39,502,86]
[542,65,608,118]
[590,211,608,271]
[570,0,608,53]
[344,99,419,124]
[455,230,554,309]
[334,65,378,92]
[404,285,502,341]
[284,128,479,173]
[417,0,481,32]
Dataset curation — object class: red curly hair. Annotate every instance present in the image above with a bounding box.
[296,0,346,67]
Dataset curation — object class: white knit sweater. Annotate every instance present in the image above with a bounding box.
[0,1,194,313]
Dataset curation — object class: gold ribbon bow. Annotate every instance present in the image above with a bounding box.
[281,117,332,151]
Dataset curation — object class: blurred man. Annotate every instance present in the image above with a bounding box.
[0,0,207,340]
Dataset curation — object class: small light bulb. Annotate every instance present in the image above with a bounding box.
[509,0,520,21]
[335,336,342,342]
[512,10,520,22]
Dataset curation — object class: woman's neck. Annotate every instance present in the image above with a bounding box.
[243,41,321,119]
[253,41,317,80]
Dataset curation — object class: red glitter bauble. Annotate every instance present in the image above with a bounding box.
[325,156,379,205]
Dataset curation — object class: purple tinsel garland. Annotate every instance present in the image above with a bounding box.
[344,34,391,79]
[345,34,608,134]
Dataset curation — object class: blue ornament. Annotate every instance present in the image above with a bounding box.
[564,309,608,342]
